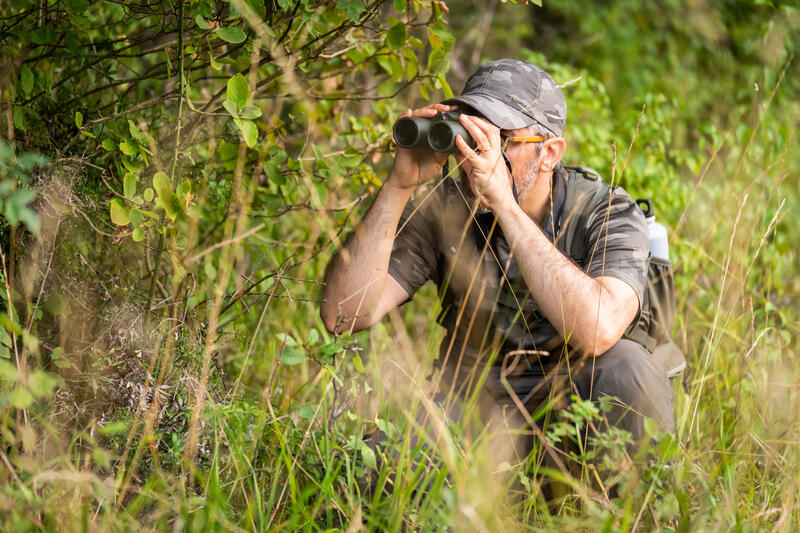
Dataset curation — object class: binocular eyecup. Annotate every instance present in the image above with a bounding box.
[392,111,476,154]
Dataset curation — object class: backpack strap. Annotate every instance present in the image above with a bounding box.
[554,165,610,258]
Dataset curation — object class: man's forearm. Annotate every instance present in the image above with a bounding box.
[495,202,628,356]
[321,182,413,333]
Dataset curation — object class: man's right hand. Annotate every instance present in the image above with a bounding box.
[387,103,456,190]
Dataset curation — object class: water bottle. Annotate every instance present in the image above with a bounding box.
[636,199,669,261]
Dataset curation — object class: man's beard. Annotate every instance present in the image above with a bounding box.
[456,155,539,215]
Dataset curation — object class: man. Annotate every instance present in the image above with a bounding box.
[320,59,673,459]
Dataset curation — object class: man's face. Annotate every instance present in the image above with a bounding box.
[502,124,545,200]
[457,121,544,214]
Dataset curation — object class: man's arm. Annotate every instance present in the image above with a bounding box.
[453,114,639,356]
[321,103,454,334]
[494,205,638,356]
[320,182,412,334]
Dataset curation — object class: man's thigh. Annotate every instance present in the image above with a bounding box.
[568,339,675,443]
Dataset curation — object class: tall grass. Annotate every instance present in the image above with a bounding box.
[2,24,799,533]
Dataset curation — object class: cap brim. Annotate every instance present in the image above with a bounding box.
[441,94,533,130]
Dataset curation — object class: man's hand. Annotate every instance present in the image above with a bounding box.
[454,114,515,212]
[387,103,455,190]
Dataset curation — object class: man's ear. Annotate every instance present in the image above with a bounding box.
[539,137,566,172]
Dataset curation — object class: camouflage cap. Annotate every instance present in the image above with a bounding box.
[443,59,566,135]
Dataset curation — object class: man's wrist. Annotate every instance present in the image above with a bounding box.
[383,174,418,195]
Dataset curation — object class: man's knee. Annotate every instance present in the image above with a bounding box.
[576,339,675,435]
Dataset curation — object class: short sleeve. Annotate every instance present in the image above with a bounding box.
[387,186,442,298]
[582,186,650,312]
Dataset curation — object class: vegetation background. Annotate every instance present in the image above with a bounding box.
[0,0,798,530]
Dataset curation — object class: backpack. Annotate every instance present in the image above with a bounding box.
[556,165,686,378]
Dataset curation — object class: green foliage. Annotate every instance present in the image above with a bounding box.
[0,0,798,530]
[0,141,46,235]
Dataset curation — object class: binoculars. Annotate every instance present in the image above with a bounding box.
[392,111,476,154]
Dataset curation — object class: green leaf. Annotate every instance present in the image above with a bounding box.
[109,199,130,226]
[119,140,138,156]
[337,0,365,22]
[276,333,297,346]
[386,22,407,50]
[102,139,116,151]
[20,66,34,96]
[298,404,316,420]
[0,360,19,381]
[50,347,63,360]
[13,106,24,130]
[75,111,83,128]
[320,342,343,356]
[143,188,154,202]
[393,0,406,12]
[226,74,249,108]
[132,227,145,242]
[352,353,364,372]
[263,161,286,185]
[427,48,446,73]
[222,99,239,117]
[217,26,246,44]
[127,119,139,140]
[99,421,128,435]
[158,188,183,220]
[123,172,136,199]
[176,179,191,198]
[31,26,54,45]
[404,47,418,79]
[360,441,377,469]
[27,370,56,397]
[239,105,262,119]
[194,14,212,29]
[437,72,454,98]
[10,388,33,409]
[80,130,96,139]
[128,208,143,227]
[281,347,307,365]
[234,118,258,147]
[152,171,170,192]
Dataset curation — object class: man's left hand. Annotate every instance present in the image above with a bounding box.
[454,114,514,213]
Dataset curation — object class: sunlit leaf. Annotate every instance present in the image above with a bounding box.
[239,105,262,119]
[386,21,407,50]
[337,0,365,22]
[222,99,239,117]
[234,118,258,147]
[27,370,56,397]
[152,171,170,193]
[123,172,136,199]
[281,347,307,365]
[10,388,33,409]
[109,199,130,226]
[119,140,138,156]
[226,73,249,108]
[217,26,246,44]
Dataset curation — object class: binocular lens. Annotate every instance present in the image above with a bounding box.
[391,112,474,153]
[393,117,428,149]
[428,122,456,152]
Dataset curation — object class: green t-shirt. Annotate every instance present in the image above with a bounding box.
[387,166,649,379]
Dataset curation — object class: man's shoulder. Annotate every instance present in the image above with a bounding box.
[563,165,641,216]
